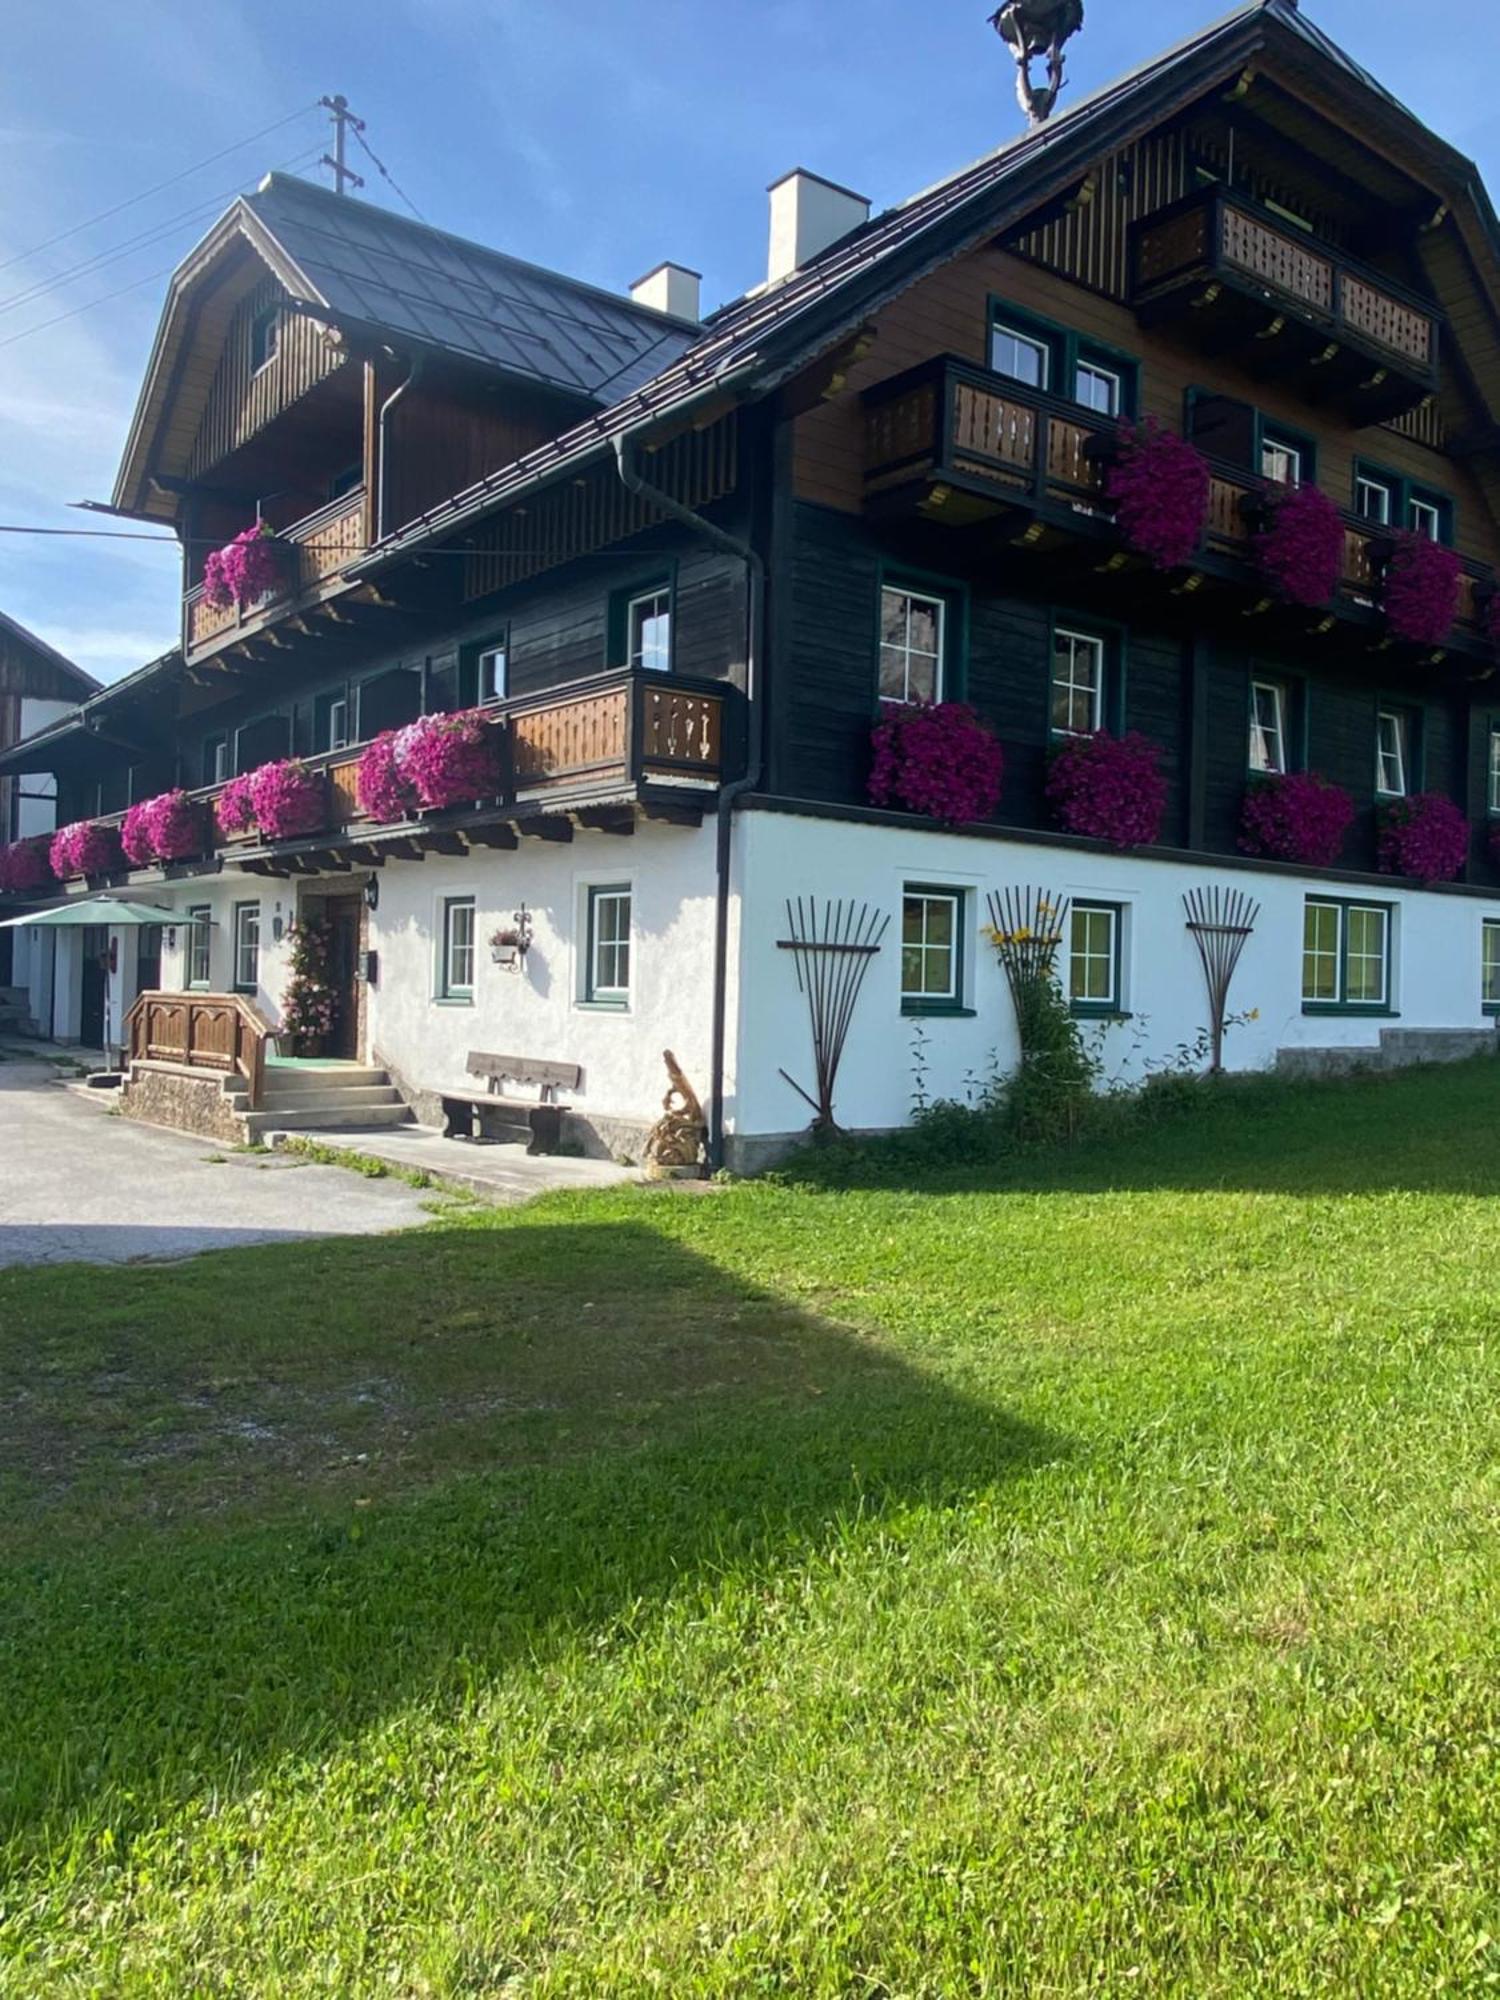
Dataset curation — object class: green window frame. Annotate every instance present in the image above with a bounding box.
[1375,707,1414,798]
[439,896,476,1002]
[985,297,1139,418]
[1051,623,1107,737]
[875,567,966,709]
[185,905,212,991]
[900,885,970,1015]
[232,901,260,995]
[1069,901,1123,1016]
[1488,726,1500,817]
[249,303,279,373]
[1484,920,1500,1015]
[1353,459,1456,546]
[585,884,632,1006]
[1258,420,1316,488]
[1302,898,1393,1015]
[626,586,672,673]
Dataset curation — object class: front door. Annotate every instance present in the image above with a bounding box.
[322,894,362,1061]
[80,926,107,1047]
[136,924,162,998]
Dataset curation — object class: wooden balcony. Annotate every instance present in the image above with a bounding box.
[183,487,368,668]
[864,355,1110,533]
[1130,189,1440,423]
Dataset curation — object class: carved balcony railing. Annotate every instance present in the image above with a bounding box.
[864,354,1109,530]
[1131,188,1441,423]
[183,486,368,665]
[125,989,272,1107]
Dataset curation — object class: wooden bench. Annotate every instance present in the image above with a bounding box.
[439,1052,582,1155]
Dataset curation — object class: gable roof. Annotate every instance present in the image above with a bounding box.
[0,611,99,704]
[353,0,1500,569]
[113,174,701,518]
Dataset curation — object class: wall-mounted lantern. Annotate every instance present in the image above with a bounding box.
[489,904,533,971]
[363,872,380,913]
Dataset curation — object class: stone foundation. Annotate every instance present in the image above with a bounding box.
[123,1061,244,1143]
[1276,1027,1498,1081]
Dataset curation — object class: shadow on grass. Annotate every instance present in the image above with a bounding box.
[779,1057,1500,1200]
[0,1218,1057,1860]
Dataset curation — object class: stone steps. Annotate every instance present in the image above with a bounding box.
[234,1063,416,1141]
[239,1101,414,1140]
[1276,1026,1497,1080]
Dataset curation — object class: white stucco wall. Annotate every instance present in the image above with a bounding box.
[730,806,1500,1143]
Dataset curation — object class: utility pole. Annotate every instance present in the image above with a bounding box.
[319,95,366,196]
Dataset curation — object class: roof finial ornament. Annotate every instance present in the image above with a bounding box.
[990,0,1085,126]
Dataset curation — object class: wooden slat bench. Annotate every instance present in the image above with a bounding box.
[439,1052,582,1155]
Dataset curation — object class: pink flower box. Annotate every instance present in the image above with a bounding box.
[1239,771,1354,869]
[0,837,56,894]
[50,820,124,881]
[868,701,1004,825]
[247,760,326,841]
[1253,484,1344,608]
[202,525,282,611]
[1045,731,1167,850]
[1378,791,1469,883]
[1104,419,1211,571]
[1382,532,1462,647]
[355,710,502,821]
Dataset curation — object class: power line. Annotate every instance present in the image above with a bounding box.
[350,124,428,224]
[0,524,693,561]
[0,104,322,276]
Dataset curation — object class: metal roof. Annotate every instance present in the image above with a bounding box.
[0,610,100,702]
[243,174,702,403]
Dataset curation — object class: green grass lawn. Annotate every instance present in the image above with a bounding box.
[4,1061,1500,1995]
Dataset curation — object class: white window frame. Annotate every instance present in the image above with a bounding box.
[1303,898,1390,1011]
[1376,709,1410,798]
[879,585,946,706]
[1069,902,1121,1013]
[1074,359,1122,417]
[585,883,632,1006]
[1249,679,1289,775]
[900,887,963,1008]
[627,588,672,673]
[1484,919,1500,1013]
[327,697,350,753]
[1355,476,1392,525]
[990,320,1050,390]
[1409,497,1442,542]
[1051,627,1105,737]
[1260,434,1302,486]
[477,643,508,704]
[1489,728,1500,815]
[439,896,476,1001]
[233,901,260,994]
[186,905,212,991]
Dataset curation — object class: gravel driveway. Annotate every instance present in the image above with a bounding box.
[0,1058,437,1267]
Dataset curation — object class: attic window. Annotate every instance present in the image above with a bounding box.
[250,304,280,373]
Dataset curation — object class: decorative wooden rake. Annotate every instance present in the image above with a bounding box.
[777,897,890,1137]
[1183,886,1260,1072]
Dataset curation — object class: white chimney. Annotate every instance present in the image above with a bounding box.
[767,169,870,286]
[629,261,702,322]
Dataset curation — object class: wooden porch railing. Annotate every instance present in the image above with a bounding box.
[184,487,367,658]
[125,989,272,1108]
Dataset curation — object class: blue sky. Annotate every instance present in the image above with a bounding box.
[0,0,1494,687]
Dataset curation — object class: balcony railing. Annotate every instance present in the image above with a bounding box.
[183,487,367,663]
[1130,188,1441,422]
[125,989,271,1107]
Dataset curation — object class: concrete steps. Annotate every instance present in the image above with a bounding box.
[234,1064,416,1142]
[1276,1026,1497,1080]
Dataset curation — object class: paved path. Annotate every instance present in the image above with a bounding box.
[0,1058,437,1268]
[277,1121,640,1202]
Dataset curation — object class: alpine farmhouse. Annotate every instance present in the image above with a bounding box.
[4,0,1500,1167]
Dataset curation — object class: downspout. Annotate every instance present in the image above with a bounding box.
[612,429,765,1173]
[375,354,423,541]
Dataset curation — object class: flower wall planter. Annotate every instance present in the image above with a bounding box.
[867,701,1004,825]
[1252,484,1345,608]
[1381,532,1462,647]
[356,710,503,822]
[1102,419,1211,571]
[0,837,57,894]
[1045,731,1167,850]
[120,790,208,867]
[202,525,282,611]
[1239,772,1354,868]
[1377,792,1469,883]
[49,821,124,881]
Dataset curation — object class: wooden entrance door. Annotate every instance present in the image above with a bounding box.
[322,894,362,1061]
[80,926,107,1046]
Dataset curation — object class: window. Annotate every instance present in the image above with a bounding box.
[1249,680,1289,775]
[1074,359,1122,417]
[1260,433,1302,485]
[249,304,280,373]
[1069,903,1121,1014]
[627,588,672,673]
[477,643,508,703]
[990,321,1049,389]
[1409,496,1443,541]
[327,698,350,753]
[440,897,475,1000]
[1303,898,1391,1011]
[233,902,260,994]
[1376,709,1410,797]
[1484,920,1500,1013]
[186,906,211,990]
[203,735,230,786]
[586,885,632,1005]
[1051,627,1104,736]
[1489,728,1500,815]
[900,888,964,1011]
[879,585,946,705]
[1355,475,1392,525]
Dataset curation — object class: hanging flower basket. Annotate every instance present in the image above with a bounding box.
[214,773,257,840]
[355,731,415,823]
[1381,531,1462,647]
[50,820,124,881]
[0,837,56,894]
[1239,771,1354,868]
[867,700,1004,825]
[120,801,157,869]
[147,789,208,861]
[1102,418,1211,570]
[247,760,326,841]
[202,524,283,611]
[396,710,502,810]
[1251,483,1344,608]
[1378,791,1469,883]
[1045,730,1167,850]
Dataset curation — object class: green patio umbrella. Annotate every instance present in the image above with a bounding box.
[0,896,180,929]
